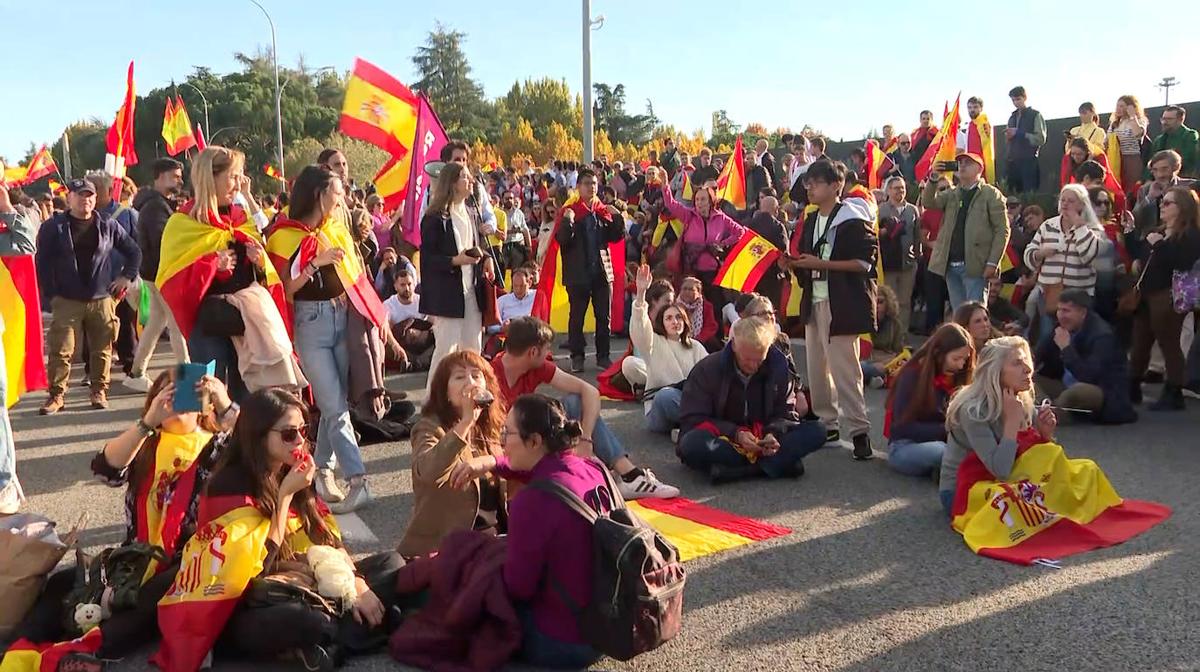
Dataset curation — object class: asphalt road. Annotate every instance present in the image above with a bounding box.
[7,339,1199,672]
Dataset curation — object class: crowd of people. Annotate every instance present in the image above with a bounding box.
[0,86,1198,671]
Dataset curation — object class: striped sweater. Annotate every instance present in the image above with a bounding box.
[1023,216,1106,293]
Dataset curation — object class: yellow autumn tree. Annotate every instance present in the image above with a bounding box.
[541,122,582,164]
[497,118,539,164]
[471,140,502,169]
[593,129,616,161]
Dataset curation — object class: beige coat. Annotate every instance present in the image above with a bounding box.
[922,180,1009,278]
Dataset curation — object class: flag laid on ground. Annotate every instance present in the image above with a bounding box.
[340,58,420,158]
[161,95,196,156]
[965,112,996,181]
[716,136,747,210]
[0,629,103,672]
[531,192,626,334]
[263,164,284,182]
[951,431,1171,566]
[23,146,57,183]
[627,498,791,562]
[0,256,46,407]
[267,216,388,331]
[714,230,781,292]
[104,61,138,201]
[915,94,961,182]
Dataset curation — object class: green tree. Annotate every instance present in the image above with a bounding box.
[592,83,654,146]
[708,109,738,148]
[50,120,108,180]
[499,78,576,142]
[411,24,491,143]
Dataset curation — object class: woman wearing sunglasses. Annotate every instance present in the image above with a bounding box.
[153,388,403,672]
[12,370,237,658]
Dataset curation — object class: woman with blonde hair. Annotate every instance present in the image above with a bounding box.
[157,146,303,400]
[1067,102,1106,151]
[1109,95,1149,194]
[939,337,1057,513]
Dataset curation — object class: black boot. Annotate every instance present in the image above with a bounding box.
[1130,377,1143,405]
[1149,383,1185,411]
[710,462,765,485]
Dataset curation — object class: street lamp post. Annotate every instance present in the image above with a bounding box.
[581,4,605,165]
[249,0,284,181]
[179,81,210,139]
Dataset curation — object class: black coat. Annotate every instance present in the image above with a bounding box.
[1035,312,1137,424]
[418,209,488,319]
[133,187,175,280]
[679,343,801,438]
[792,201,878,336]
[554,201,624,287]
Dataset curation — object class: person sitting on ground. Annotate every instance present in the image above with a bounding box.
[487,264,537,336]
[446,394,606,669]
[491,316,679,499]
[620,277,676,393]
[939,337,1058,514]
[736,293,816,419]
[13,371,238,657]
[151,388,404,672]
[861,283,905,388]
[954,300,1000,352]
[383,268,434,372]
[629,264,709,434]
[677,316,826,484]
[1034,289,1137,423]
[884,323,974,479]
[399,351,508,557]
[676,275,721,351]
[986,276,1029,336]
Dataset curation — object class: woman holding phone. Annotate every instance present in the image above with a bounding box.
[419,163,495,391]
[1109,95,1149,194]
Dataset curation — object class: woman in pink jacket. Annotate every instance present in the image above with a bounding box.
[660,181,745,298]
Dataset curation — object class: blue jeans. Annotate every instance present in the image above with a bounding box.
[645,387,682,434]
[559,393,622,467]
[517,604,600,669]
[0,312,14,491]
[861,361,886,380]
[187,328,248,403]
[944,262,988,311]
[294,299,364,478]
[678,421,826,478]
[939,489,954,517]
[887,439,946,477]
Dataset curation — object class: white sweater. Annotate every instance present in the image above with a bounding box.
[1023,216,1107,293]
[630,298,709,412]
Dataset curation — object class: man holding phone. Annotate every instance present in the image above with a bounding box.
[922,152,1009,310]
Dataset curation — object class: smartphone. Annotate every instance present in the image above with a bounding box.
[463,247,483,259]
[174,361,216,413]
[935,160,959,173]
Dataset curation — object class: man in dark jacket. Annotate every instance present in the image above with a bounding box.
[35,178,141,414]
[783,160,879,459]
[747,196,787,308]
[1004,86,1047,193]
[679,316,826,483]
[556,168,624,372]
[125,158,189,391]
[86,171,140,372]
[1034,290,1136,424]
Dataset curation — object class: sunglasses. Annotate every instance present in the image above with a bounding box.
[1095,199,1111,206]
[271,425,308,443]
[1162,199,1177,207]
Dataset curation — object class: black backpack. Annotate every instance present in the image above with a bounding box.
[62,543,169,636]
[529,464,686,661]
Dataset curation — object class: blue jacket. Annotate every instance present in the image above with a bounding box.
[100,200,139,275]
[36,211,141,302]
[679,341,801,438]
[1035,312,1137,424]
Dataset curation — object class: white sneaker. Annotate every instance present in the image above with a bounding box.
[315,469,346,503]
[617,468,680,500]
[868,376,886,389]
[0,478,24,515]
[669,428,680,444]
[123,374,153,393]
[330,478,372,514]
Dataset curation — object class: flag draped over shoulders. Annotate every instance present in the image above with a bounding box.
[966,113,995,181]
[266,215,388,330]
[0,255,47,407]
[135,430,213,583]
[156,204,285,339]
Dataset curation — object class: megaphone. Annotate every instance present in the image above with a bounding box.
[424,161,446,178]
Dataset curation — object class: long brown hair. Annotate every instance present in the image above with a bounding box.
[1165,186,1200,237]
[654,303,694,348]
[421,350,505,447]
[886,322,975,426]
[211,388,339,554]
[426,162,468,216]
[128,369,221,488]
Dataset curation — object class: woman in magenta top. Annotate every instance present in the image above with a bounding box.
[660,180,745,285]
[449,393,607,669]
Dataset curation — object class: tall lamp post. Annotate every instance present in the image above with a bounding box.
[581,1,605,164]
[249,0,284,181]
[179,81,210,139]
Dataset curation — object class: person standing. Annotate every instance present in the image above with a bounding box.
[1132,151,1195,243]
[85,171,140,376]
[878,176,920,335]
[500,192,531,272]
[783,160,878,460]
[1004,86,1047,194]
[923,152,1009,309]
[556,168,625,373]
[36,178,141,414]
[1148,105,1199,178]
[0,182,36,512]
[125,159,190,392]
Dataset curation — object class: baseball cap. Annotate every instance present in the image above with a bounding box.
[955,152,984,167]
[67,178,97,195]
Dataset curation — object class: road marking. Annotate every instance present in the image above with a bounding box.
[333,512,379,544]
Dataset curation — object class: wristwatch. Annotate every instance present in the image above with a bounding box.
[135,418,158,438]
[217,401,240,422]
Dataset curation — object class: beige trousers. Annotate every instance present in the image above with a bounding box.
[804,301,870,438]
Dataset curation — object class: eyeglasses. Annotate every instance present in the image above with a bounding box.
[1162,199,1178,208]
[499,426,515,443]
[270,425,308,443]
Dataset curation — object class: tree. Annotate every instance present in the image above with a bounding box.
[411,24,491,143]
[592,83,655,146]
[541,122,582,164]
[499,78,576,142]
[709,109,738,148]
[497,118,539,163]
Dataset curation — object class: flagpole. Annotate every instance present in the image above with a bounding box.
[180,81,210,141]
[61,130,72,180]
[581,0,593,164]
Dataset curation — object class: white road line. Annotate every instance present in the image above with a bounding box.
[334,512,379,544]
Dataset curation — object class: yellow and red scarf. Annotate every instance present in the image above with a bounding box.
[134,430,213,583]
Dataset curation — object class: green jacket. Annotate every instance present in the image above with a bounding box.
[921,179,1009,278]
[1149,125,1200,177]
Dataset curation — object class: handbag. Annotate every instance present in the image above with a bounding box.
[479,275,500,328]
[196,295,245,337]
[245,561,342,616]
[1116,252,1152,317]
[1171,260,1200,314]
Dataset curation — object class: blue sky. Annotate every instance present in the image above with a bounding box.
[2,0,1197,161]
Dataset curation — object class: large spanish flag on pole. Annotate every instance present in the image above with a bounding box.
[23,146,58,184]
[713,230,780,293]
[104,61,138,202]
[966,112,996,181]
[0,256,47,407]
[716,136,747,210]
[266,216,388,330]
[915,93,961,182]
[951,431,1171,566]
[531,193,626,334]
[340,58,420,158]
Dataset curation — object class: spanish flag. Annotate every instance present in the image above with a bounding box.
[48,179,66,196]
[965,112,996,182]
[999,243,1020,274]
[0,629,103,672]
[267,216,388,331]
[1,165,27,188]
[104,61,138,201]
[628,497,790,561]
[135,430,212,583]
[780,272,803,317]
[0,256,47,407]
[152,495,340,672]
[915,93,961,182]
[161,95,197,157]
[716,136,747,210]
[24,145,57,183]
[863,139,886,189]
[952,431,1170,565]
[339,58,419,158]
[650,216,682,248]
[263,164,284,182]
[713,230,781,293]
[1106,132,1130,194]
[155,202,285,339]
[531,192,626,334]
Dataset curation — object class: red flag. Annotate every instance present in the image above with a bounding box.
[104,61,137,200]
[916,94,961,182]
[24,145,58,183]
[715,136,746,210]
[194,123,207,151]
[863,139,886,189]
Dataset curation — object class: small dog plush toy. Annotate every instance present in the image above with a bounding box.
[73,603,104,633]
[307,545,357,609]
